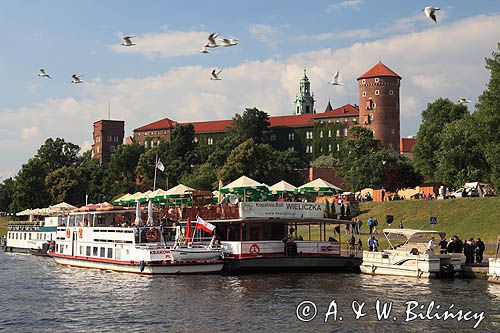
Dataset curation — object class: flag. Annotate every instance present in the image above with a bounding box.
[184,217,192,245]
[195,216,216,234]
[156,160,165,172]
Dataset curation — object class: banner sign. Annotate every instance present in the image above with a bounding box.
[239,201,326,219]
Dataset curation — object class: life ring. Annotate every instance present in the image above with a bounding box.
[146,228,158,242]
[249,243,260,255]
[78,228,83,238]
[65,228,70,238]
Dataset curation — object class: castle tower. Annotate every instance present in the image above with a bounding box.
[295,69,315,114]
[91,120,125,162]
[357,62,401,151]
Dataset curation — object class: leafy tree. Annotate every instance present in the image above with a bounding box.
[104,143,144,196]
[207,134,241,168]
[10,158,50,212]
[311,154,338,168]
[232,107,270,143]
[383,159,423,192]
[412,98,468,180]
[35,138,81,172]
[180,162,218,190]
[275,150,308,186]
[169,124,197,160]
[0,178,15,213]
[218,139,280,184]
[45,166,84,205]
[77,151,108,204]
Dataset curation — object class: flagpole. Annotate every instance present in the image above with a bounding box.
[153,153,158,191]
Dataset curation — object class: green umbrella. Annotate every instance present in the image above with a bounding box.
[220,176,269,201]
[295,178,343,196]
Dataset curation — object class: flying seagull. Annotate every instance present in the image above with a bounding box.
[198,46,210,54]
[121,36,136,46]
[205,33,220,48]
[458,97,471,105]
[71,74,84,84]
[219,38,239,47]
[38,68,52,79]
[423,6,440,23]
[328,71,342,86]
[210,69,222,80]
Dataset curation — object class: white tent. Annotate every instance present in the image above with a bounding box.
[164,184,195,198]
[269,180,296,194]
[49,202,76,213]
[221,176,266,191]
[297,178,343,194]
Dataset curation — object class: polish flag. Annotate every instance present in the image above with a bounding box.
[195,216,216,234]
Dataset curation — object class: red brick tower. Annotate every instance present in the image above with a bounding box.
[91,120,125,162]
[357,62,401,151]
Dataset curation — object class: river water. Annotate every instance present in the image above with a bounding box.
[0,252,498,333]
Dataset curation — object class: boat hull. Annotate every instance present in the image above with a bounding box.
[170,248,222,261]
[223,255,361,273]
[51,255,223,275]
[2,246,32,254]
[488,258,500,284]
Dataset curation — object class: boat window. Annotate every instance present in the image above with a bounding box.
[107,248,113,259]
[79,246,84,255]
[59,244,64,253]
[24,233,27,240]
[100,247,106,258]
[29,233,32,240]
[115,248,121,260]
[126,249,130,256]
[93,247,98,256]
[86,246,91,256]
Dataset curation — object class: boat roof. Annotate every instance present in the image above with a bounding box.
[383,228,445,238]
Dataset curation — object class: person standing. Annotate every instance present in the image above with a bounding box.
[427,237,435,252]
[373,218,379,234]
[439,236,448,254]
[475,238,485,264]
[368,236,374,251]
[469,238,476,265]
[373,237,379,252]
[399,221,404,229]
[356,218,362,234]
[455,236,464,253]
[368,217,374,235]
[463,240,472,266]
[348,234,355,254]
[357,238,363,252]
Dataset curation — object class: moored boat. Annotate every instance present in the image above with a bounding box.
[488,237,500,284]
[360,229,462,278]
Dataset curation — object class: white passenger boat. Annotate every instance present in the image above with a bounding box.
[49,207,223,275]
[488,237,500,284]
[3,216,62,254]
[360,229,462,278]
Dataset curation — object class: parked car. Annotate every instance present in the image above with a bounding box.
[450,187,479,198]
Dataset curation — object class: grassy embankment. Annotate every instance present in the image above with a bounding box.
[298,197,500,255]
[0,216,8,236]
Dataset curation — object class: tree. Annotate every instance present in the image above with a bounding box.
[45,166,84,205]
[311,154,338,168]
[473,43,500,192]
[218,139,280,184]
[0,178,14,213]
[412,98,468,180]
[10,158,50,212]
[104,143,144,196]
[206,134,241,168]
[383,159,423,192]
[77,151,108,204]
[180,162,218,190]
[35,138,81,172]
[232,107,270,143]
[275,150,308,186]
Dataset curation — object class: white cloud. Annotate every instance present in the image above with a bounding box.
[327,0,365,12]
[109,30,209,58]
[248,24,289,47]
[80,140,92,154]
[1,14,499,176]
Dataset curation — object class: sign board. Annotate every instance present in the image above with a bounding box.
[239,202,326,219]
[430,216,438,225]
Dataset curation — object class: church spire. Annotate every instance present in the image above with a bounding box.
[295,68,315,114]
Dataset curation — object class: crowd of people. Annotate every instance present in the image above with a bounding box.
[432,236,486,266]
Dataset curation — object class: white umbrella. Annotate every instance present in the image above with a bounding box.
[134,201,142,226]
[49,202,76,214]
[147,201,154,226]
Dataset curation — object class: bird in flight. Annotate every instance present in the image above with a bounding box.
[457,97,471,105]
[328,71,342,86]
[198,46,210,54]
[38,68,52,79]
[71,74,84,84]
[205,33,220,48]
[219,38,239,47]
[210,69,222,80]
[423,6,440,23]
[121,36,136,46]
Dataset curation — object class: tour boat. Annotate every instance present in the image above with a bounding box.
[488,237,500,284]
[194,201,362,273]
[3,216,62,254]
[49,208,223,275]
[360,229,462,278]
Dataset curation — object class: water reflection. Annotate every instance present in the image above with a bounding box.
[0,252,499,332]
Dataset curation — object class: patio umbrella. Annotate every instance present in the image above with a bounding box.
[128,192,144,204]
[113,193,132,205]
[220,176,269,201]
[296,178,343,196]
[164,184,195,199]
[269,180,296,198]
[134,201,142,226]
[147,201,154,226]
[49,202,76,214]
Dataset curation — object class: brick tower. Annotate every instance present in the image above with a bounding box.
[91,120,125,162]
[357,62,401,152]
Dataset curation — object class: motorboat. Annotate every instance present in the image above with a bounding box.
[488,237,500,284]
[360,228,462,278]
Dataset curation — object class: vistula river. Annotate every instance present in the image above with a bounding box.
[0,252,499,332]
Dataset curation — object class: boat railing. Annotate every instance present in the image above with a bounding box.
[7,223,43,231]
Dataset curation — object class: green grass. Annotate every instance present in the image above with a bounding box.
[0,216,8,236]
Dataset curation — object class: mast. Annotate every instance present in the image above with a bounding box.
[153,153,158,191]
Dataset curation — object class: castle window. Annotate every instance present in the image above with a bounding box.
[369,114,374,121]
[193,137,198,143]
[328,130,332,137]
[270,134,276,141]
[288,133,295,140]
[336,129,340,137]
[114,136,118,142]
[288,146,295,152]
[150,132,154,135]
[137,133,141,137]
[375,78,379,83]
[328,144,332,152]
[107,135,112,142]
[362,91,366,97]
[163,131,167,135]
[375,90,380,96]
[391,129,395,135]
[389,90,394,95]
[389,143,393,148]
[343,128,348,136]
[361,79,366,84]
[306,146,313,153]
[320,131,323,138]
[306,131,313,139]
[144,141,148,148]
[110,145,115,152]
[207,138,214,145]
[353,118,357,123]
[337,144,340,152]
[144,132,147,136]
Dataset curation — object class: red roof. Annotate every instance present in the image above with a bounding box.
[134,117,177,131]
[357,62,401,80]
[134,104,360,134]
[400,138,416,153]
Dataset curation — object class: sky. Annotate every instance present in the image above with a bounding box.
[1,0,499,180]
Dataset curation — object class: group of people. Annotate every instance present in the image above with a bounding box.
[429,236,486,266]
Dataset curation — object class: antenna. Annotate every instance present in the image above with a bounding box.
[108,100,111,120]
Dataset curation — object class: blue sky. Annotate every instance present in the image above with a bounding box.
[1,0,499,179]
